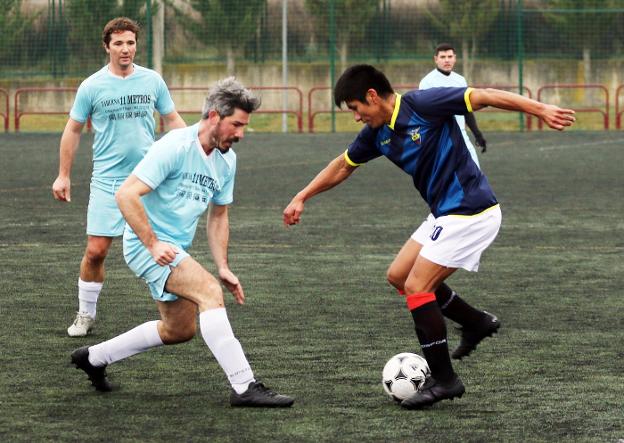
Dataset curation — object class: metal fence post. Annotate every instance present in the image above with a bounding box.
[329,0,336,133]
[517,0,525,132]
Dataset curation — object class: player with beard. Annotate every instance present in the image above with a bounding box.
[70,77,294,408]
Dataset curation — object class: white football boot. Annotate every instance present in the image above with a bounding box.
[67,312,95,337]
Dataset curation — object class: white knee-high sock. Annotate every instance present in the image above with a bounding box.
[78,279,102,318]
[88,320,163,366]
[199,308,255,393]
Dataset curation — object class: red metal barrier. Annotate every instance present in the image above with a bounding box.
[537,84,609,130]
[308,84,532,132]
[307,86,346,133]
[0,88,8,132]
[162,86,303,133]
[472,85,533,131]
[14,87,91,133]
[615,84,624,129]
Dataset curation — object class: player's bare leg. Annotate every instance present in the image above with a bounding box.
[156,297,197,344]
[386,238,423,292]
[387,238,500,360]
[68,235,113,337]
[165,257,294,407]
[394,255,465,409]
[70,298,196,393]
[71,255,293,405]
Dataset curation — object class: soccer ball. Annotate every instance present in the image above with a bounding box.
[382,353,430,401]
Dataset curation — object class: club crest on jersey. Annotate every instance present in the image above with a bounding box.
[410,127,421,144]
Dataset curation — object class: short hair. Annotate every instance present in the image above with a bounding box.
[201,77,261,119]
[435,43,455,55]
[333,64,394,108]
[102,17,140,47]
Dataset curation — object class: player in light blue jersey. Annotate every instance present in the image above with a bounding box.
[52,17,186,337]
[420,43,487,168]
[283,65,575,409]
[70,78,294,408]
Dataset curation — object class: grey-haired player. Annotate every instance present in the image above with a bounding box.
[71,78,294,408]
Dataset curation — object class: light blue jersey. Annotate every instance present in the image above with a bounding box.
[125,123,236,251]
[70,64,175,179]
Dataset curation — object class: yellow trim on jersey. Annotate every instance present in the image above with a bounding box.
[449,203,500,218]
[388,93,402,130]
[344,149,363,167]
[464,87,474,113]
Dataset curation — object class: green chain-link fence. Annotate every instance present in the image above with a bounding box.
[2,0,624,131]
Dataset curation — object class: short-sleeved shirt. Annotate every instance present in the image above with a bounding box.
[345,88,497,217]
[419,69,470,136]
[70,64,176,179]
[124,122,236,250]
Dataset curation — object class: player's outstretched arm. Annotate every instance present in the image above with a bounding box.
[207,204,244,305]
[469,88,575,131]
[283,153,357,226]
[52,118,84,202]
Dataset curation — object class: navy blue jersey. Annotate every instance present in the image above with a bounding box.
[345,87,497,217]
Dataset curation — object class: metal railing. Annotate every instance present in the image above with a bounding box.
[537,84,609,130]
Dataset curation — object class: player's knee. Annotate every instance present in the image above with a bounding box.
[84,244,108,264]
[403,281,431,295]
[386,267,405,290]
[160,320,196,344]
[203,280,224,302]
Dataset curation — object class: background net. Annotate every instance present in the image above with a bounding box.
[2,0,624,131]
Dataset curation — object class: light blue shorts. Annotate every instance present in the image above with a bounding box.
[123,235,190,302]
[86,178,125,237]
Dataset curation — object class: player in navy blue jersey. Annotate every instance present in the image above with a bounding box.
[283,64,575,409]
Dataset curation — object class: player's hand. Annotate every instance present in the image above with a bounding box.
[540,105,576,130]
[52,176,71,202]
[218,267,245,305]
[149,241,178,266]
[283,197,304,226]
[475,134,487,153]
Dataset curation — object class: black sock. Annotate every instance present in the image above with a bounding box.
[435,282,486,327]
[409,301,455,382]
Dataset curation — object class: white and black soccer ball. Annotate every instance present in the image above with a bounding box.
[382,352,430,401]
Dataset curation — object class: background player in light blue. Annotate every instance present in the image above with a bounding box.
[51,17,186,337]
[420,43,487,167]
[70,78,294,408]
[283,65,575,409]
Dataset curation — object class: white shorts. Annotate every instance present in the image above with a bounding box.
[411,205,501,272]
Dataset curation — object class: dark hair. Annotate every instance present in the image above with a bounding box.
[435,43,455,55]
[333,64,394,108]
[202,77,261,118]
[102,17,140,48]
